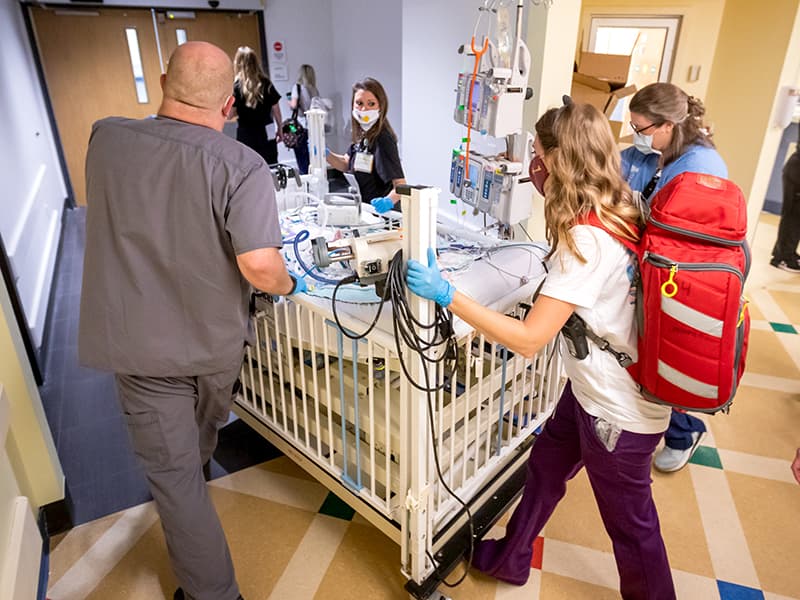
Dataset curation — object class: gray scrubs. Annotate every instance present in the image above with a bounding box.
[79,116,282,600]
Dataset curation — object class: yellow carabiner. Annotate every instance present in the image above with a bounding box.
[738,297,749,327]
[661,265,678,298]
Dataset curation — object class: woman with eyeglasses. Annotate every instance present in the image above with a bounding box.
[623,82,727,475]
[624,82,727,207]
[406,101,676,599]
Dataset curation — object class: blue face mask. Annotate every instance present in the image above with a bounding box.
[633,131,660,155]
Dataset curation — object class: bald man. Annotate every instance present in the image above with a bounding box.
[79,42,305,600]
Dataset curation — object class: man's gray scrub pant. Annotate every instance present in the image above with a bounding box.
[115,356,243,600]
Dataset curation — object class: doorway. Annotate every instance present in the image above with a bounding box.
[587,15,681,133]
[28,6,262,206]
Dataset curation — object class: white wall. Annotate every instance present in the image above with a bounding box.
[402,0,547,228]
[0,0,68,349]
[329,0,402,154]
[263,0,402,164]
[263,0,340,162]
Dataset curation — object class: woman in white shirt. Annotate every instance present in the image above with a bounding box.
[406,101,675,600]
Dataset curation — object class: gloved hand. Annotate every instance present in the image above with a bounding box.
[288,273,308,296]
[370,196,395,214]
[406,248,455,307]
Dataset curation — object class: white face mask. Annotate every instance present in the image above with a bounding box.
[353,108,380,131]
[633,131,660,155]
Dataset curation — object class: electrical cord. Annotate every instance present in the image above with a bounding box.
[329,249,475,586]
[383,250,474,587]
[292,229,347,285]
[330,272,391,340]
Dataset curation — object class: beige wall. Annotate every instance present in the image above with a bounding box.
[0,281,63,510]
[579,0,726,100]
[524,0,583,240]
[705,0,800,242]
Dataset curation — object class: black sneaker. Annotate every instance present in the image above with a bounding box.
[770,256,800,273]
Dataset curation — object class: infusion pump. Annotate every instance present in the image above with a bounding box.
[449,134,533,226]
[453,39,531,138]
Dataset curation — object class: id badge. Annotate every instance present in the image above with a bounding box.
[354,151,374,173]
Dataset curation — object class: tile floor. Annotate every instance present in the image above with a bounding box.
[43,212,800,600]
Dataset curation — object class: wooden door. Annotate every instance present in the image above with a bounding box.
[156,10,261,67]
[30,7,262,206]
[30,7,163,205]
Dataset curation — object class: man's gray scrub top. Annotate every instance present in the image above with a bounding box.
[79,116,282,376]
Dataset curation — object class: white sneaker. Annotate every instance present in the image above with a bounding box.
[653,431,706,473]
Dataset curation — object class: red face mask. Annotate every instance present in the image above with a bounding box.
[529,155,549,196]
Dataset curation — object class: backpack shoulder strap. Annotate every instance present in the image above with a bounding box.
[580,211,640,256]
[570,211,641,371]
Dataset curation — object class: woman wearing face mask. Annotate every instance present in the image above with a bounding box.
[326,77,406,213]
[623,82,726,207]
[622,82,726,474]
[407,102,676,600]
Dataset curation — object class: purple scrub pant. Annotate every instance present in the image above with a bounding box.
[473,381,675,600]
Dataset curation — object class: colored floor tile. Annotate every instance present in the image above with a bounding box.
[689,446,723,469]
[769,322,797,334]
[318,492,356,521]
[717,580,765,600]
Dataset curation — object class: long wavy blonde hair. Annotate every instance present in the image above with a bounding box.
[233,46,265,109]
[537,102,643,263]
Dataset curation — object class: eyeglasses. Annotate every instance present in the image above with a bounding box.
[629,121,659,135]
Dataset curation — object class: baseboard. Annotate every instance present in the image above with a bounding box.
[0,497,42,600]
[39,493,73,538]
[36,197,71,382]
[763,199,782,216]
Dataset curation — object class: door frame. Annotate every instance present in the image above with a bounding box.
[588,15,682,82]
[22,2,268,210]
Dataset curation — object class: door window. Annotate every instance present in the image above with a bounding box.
[588,15,681,133]
[125,28,149,103]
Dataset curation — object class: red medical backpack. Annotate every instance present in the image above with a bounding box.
[588,172,751,413]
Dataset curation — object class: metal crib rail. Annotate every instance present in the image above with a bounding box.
[235,291,565,597]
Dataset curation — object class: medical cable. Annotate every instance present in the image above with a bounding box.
[292,229,347,285]
[380,250,475,587]
[464,35,489,181]
[518,222,534,242]
[328,251,476,585]
[330,271,391,340]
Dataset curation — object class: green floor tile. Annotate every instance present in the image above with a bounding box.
[318,492,356,521]
[769,322,797,334]
[689,445,723,469]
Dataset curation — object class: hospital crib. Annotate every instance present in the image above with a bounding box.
[233,189,565,598]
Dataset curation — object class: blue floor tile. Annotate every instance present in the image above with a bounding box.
[717,580,765,600]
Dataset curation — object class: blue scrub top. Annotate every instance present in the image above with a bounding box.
[621,144,728,199]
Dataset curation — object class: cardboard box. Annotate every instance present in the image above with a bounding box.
[570,50,637,138]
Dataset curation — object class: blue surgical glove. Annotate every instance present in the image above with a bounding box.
[370,196,395,214]
[288,273,308,296]
[406,248,456,307]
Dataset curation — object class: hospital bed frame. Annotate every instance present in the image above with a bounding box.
[233,187,564,598]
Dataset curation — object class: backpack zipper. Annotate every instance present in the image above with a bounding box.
[648,217,752,281]
[648,216,745,247]
[645,253,745,284]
